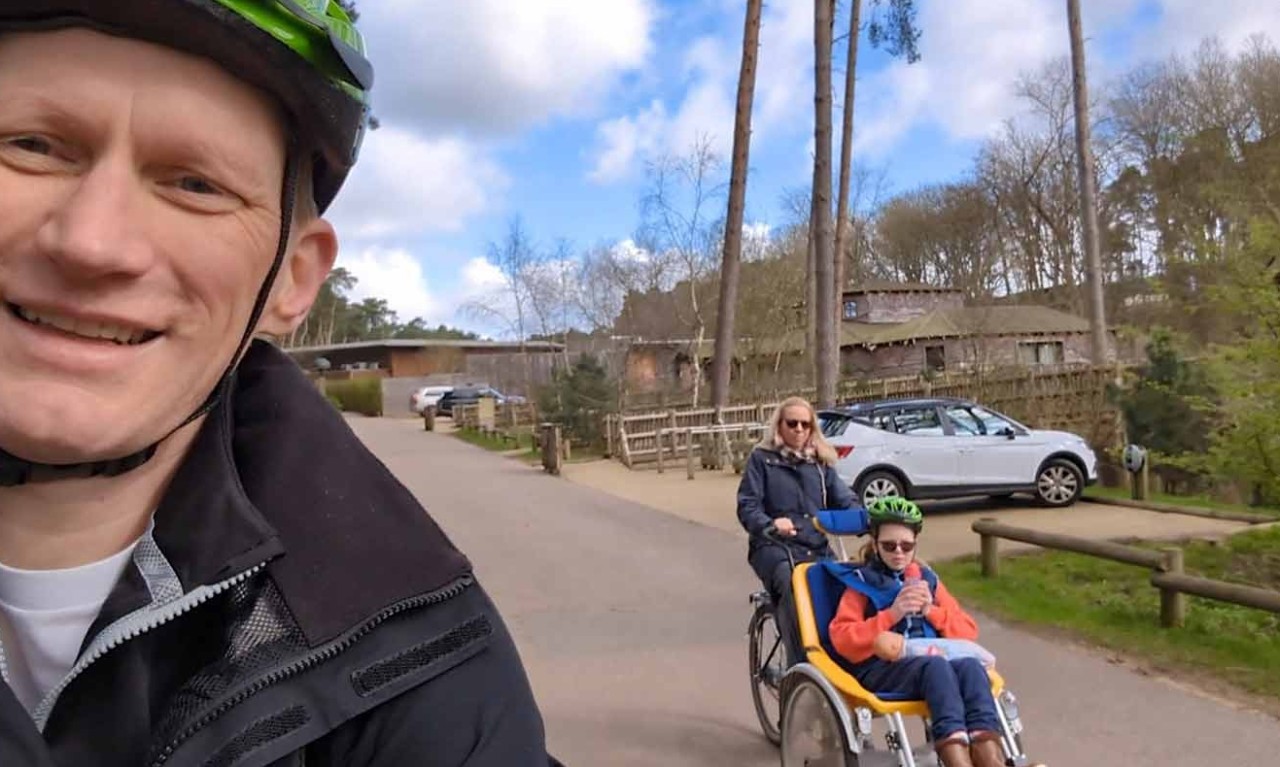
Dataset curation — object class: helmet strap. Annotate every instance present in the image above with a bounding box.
[0,147,301,487]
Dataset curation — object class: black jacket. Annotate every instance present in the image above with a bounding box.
[0,341,558,766]
[736,445,856,556]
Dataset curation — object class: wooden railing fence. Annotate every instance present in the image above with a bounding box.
[972,518,1280,628]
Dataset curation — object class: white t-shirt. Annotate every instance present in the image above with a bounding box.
[0,542,139,715]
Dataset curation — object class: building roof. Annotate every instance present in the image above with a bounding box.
[283,338,565,354]
[843,279,961,295]
[623,304,1094,359]
[842,305,1092,347]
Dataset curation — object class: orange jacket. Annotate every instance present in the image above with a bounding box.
[829,577,979,664]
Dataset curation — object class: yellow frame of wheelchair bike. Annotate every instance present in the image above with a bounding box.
[790,561,1007,718]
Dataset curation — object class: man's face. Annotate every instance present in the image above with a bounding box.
[0,28,294,463]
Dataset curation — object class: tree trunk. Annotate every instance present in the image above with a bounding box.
[833,0,862,331]
[1067,0,1109,364]
[711,0,763,410]
[806,200,817,361]
[813,0,837,407]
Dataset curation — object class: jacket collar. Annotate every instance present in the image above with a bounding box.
[149,340,472,646]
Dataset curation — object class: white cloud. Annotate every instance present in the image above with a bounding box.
[339,247,441,324]
[462,257,508,294]
[588,101,668,183]
[853,0,1067,156]
[742,221,772,261]
[611,238,653,264]
[1155,0,1280,55]
[360,0,655,135]
[325,126,508,239]
[586,34,738,183]
[851,0,1280,158]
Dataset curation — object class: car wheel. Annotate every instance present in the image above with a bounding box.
[1036,459,1083,507]
[856,471,905,508]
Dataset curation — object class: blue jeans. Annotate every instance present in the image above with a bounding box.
[855,655,1001,742]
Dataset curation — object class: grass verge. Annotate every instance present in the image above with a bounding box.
[451,428,604,465]
[934,524,1280,708]
[454,428,536,454]
[1086,483,1280,519]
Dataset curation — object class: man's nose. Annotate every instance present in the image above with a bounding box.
[34,157,155,280]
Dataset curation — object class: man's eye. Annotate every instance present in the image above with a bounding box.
[7,136,53,155]
[176,176,221,195]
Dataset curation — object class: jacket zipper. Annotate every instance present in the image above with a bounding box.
[147,573,473,767]
[31,563,268,731]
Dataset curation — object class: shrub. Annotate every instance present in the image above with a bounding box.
[324,377,383,416]
[537,354,616,448]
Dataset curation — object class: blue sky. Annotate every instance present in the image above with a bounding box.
[321,0,1280,338]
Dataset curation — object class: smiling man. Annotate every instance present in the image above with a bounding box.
[0,3,554,765]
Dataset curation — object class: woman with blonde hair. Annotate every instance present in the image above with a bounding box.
[737,396,856,666]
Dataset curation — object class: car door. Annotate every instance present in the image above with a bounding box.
[944,403,1043,485]
[878,404,959,489]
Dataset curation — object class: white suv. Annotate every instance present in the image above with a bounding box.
[409,385,453,415]
[819,397,1098,508]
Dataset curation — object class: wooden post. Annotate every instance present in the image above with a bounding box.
[605,415,614,459]
[656,429,666,474]
[1131,459,1149,501]
[540,423,562,476]
[423,406,436,432]
[979,518,999,578]
[619,420,633,468]
[561,437,571,461]
[1159,547,1186,628]
[686,427,696,480]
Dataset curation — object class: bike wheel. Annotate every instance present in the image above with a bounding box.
[780,677,859,767]
[748,604,785,745]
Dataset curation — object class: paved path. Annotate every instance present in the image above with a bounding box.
[351,416,1280,766]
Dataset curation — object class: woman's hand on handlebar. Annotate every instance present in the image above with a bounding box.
[769,518,798,537]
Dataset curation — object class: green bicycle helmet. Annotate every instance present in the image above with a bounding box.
[867,496,924,530]
[0,0,372,211]
[0,1,373,485]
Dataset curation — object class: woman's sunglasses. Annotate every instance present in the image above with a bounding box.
[878,540,916,554]
[783,419,812,430]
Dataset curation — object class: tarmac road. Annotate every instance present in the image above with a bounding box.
[350,416,1280,766]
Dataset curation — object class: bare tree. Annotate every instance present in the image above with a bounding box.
[460,217,539,389]
[1067,0,1110,363]
[813,0,837,406]
[640,138,726,405]
[711,0,763,410]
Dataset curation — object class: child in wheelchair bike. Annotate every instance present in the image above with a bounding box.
[829,497,1045,767]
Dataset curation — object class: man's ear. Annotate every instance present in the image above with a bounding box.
[257,216,338,336]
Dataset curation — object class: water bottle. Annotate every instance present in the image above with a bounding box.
[902,562,923,636]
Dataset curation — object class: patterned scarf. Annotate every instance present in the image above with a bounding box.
[778,444,817,463]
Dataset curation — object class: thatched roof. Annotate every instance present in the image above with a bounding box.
[625,304,1093,359]
[842,305,1091,347]
[844,279,961,295]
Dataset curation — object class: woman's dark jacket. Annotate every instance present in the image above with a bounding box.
[0,341,557,766]
[736,445,856,563]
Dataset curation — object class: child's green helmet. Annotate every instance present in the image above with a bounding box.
[867,496,924,529]
[0,0,374,211]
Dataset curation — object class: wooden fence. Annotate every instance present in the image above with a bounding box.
[607,403,776,468]
[452,401,539,432]
[972,518,1280,627]
[607,364,1125,468]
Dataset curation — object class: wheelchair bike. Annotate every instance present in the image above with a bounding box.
[747,508,1032,766]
